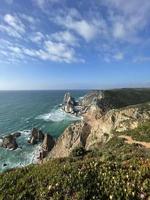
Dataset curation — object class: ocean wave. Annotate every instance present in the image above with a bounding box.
[36,108,81,122]
[20,130,31,135]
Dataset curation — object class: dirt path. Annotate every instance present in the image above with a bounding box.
[119,135,150,149]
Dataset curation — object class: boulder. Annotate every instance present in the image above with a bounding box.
[12,132,21,138]
[2,135,18,150]
[28,128,44,144]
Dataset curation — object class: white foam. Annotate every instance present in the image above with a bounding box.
[36,108,81,122]
[20,130,31,135]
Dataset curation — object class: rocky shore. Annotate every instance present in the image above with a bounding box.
[46,90,150,159]
[1,89,150,164]
[0,128,55,162]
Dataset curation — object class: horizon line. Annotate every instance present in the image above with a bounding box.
[0,87,150,91]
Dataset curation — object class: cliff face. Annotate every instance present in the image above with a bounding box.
[49,104,150,158]
[48,100,150,158]
[48,121,91,158]
[84,103,150,150]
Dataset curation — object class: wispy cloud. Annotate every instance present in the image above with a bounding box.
[4,14,25,34]
[50,31,78,46]
[53,10,99,42]
[133,56,150,63]
[20,14,36,24]
[30,32,44,43]
[113,52,124,61]
[0,14,25,38]
[1,0,150,65]
[0,36,83,64]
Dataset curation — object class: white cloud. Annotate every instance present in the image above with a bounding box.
[51,31,78,46]
[20,14,35,24]
[8,46,22,54]
[4,14,25,34]
[0,37,82,64]
[113,52,124,60]
[0,24,22,38]
[0,14,26,38]
[43,40,77,63]
[113,23,126,39]
[30,32,44,43]
[54,13,98,42]
[104,0,150,42]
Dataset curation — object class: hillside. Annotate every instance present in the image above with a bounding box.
[0,121,150,200]
[0,89,150,200]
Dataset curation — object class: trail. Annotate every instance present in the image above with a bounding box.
[119,135,150,149]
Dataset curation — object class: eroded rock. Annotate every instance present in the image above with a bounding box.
[1,135,18,150]
[28,128,44,144]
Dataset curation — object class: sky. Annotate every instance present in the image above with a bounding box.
[0,0,150,90]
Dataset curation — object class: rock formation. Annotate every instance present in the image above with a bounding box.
[48,102,150,158]
[28,128,44,144]
[48,121,91,158]
[42,134,55,152]
[62,91,107,116]
[0,134,18,150]
[62,92,76,114]
[38,134,55,160]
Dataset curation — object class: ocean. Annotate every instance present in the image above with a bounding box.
[0,90,87,172]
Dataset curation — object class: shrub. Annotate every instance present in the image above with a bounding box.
[71,146,86,158]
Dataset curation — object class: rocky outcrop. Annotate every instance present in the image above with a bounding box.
[28,128,44,145]
[48,102,150,158]
[38,134,55,160]
[0,134,18,150]
[62,92,76,114]
[42,134,55,152]
[84,103,150,150]
[79,91,104,107]
[12,132,21,138]
[48,122,91,158]
[62,91,108,116]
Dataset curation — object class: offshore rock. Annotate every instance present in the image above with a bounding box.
[0,134,18,150]
[62,92,76,114]
[28,128,44,144]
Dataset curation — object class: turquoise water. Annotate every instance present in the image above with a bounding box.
[0,90,87,172]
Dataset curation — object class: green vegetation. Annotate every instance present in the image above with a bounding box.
[1,120,150,200]
[104,88,150,109]
[0,157,150,200]
[99,136,150,162]
[71,146,86,158]
[116,121,150,142]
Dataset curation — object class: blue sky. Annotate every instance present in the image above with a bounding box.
[0,0,150,90]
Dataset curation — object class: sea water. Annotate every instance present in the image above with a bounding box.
[0,90,87,172]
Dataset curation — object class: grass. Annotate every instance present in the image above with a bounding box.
[0,157,150,200]
[116,121,150,142]
[1,120,150,200]
[103,88,150,109]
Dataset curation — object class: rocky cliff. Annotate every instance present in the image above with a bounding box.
[48,90,150,159]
